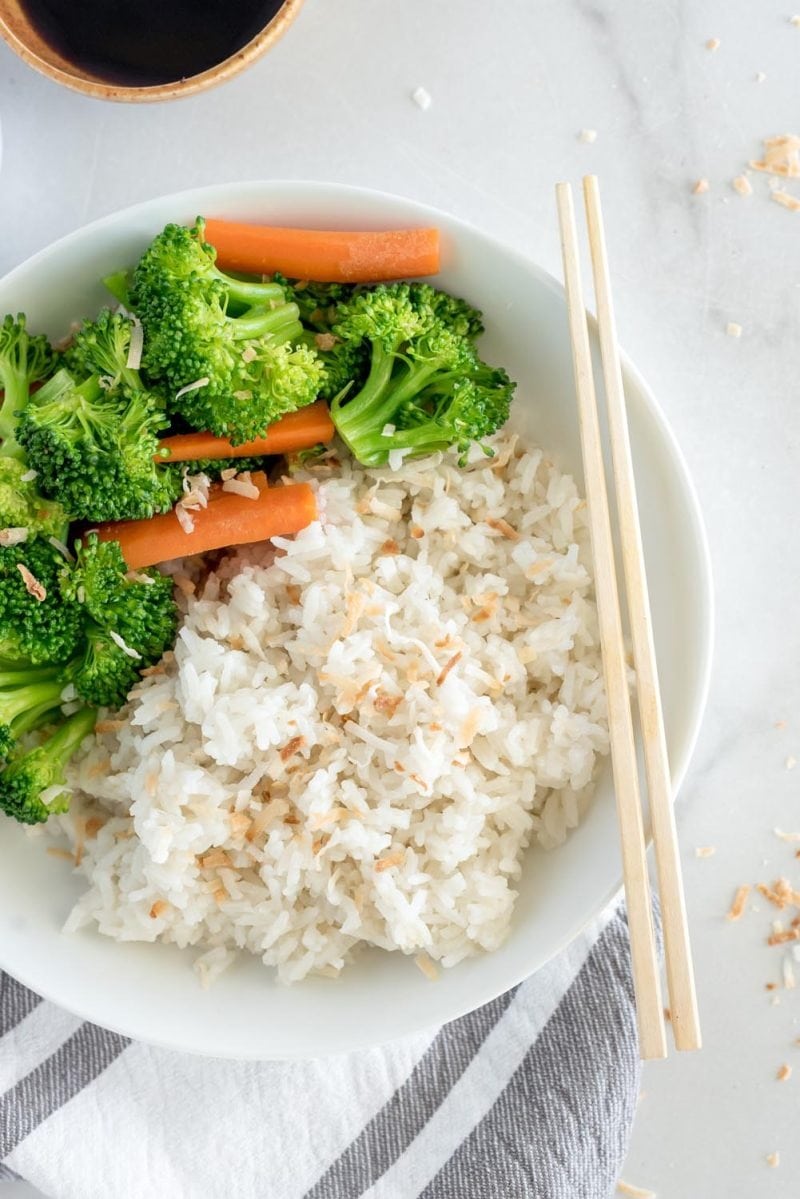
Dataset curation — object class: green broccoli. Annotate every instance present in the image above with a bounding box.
[68,621,142,710]
[63,308,147,393]
[0,666,67,759]
[0,706,97,825]
[273,277,370,404]
[0,314,55,461]
[0,459,70,540]
[16,367,179,522]
[130,220,327,444]
[0,536,83,665]
[329,284,514,466]
[61,537,179,695]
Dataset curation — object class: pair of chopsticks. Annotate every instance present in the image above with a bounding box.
[556,177,700,1060]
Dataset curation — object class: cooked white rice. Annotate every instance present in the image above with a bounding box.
[55,433,609,984]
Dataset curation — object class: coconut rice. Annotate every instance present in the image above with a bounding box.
[54,433,609,984]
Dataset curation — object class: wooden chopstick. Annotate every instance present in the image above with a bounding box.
[582,175,701,1052]
[555,182,666,1061]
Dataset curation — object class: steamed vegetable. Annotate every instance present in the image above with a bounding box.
[0,314,54,460]
[0,666,66,758]
[130,220,326,444]
[157,400,335,463]
[203,219,441,283]
[0,706,97,825]
[0,537,83,665]
[329,283,514,466]
[95,476,317,569]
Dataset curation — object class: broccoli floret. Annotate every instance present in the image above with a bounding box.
[0,315,55,461]
[329,284,514,466]
[0,458,70,540]
[62,534,178,667]
[17,367,179,522]
[0,706,97,825]
[68,621,141,710]
[272,276,370,403]
[0,536,83,665]
[62,309,146,393]
[130,220,326,444]
[0,667,67,759]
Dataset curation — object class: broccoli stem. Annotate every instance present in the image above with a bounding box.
[40,705,98,765]
[0,365,30,460]
[232,303,302,342]
[214,273,285,308]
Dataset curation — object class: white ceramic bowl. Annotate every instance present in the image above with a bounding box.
[0,182,713,1059]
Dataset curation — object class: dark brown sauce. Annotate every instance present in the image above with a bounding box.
[20,0,284,87]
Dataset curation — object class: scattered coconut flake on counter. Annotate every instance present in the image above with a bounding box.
[616,1182,655,1199]
[705,37,720,50]
[579,129,597,143]
[174,377,210,400]
[790,14,800,26]
[774,828,800,842]
[692,178,710,195]
[766,1152,780,1168]
[756,71,767,83]
[783,958,796,989]
[125,315,144,371]
[0,528,28,547]
[750,135,800,178]
[727,884,751,921]
[726,322,743,338]
[695,846,716,858]
[732,175,752,196]
[412,86,432,111]
[786,756,797,770]
[773,190,800,212]
[777,1063,793,1081]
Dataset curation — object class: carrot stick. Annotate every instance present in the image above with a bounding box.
[158,401,334,463]
[95,478,317,569]
[203,219,441,284]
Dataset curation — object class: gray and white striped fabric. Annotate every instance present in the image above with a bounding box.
[0,903,641,1199]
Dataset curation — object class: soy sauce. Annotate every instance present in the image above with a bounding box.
[20,0,284,87]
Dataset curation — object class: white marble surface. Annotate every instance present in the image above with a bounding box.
[0,0,799,1195]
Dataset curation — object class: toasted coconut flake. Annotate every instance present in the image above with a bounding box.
[280,735,305,763]
[175,504,195,534]
[375,849,405,872]
[17,562,45,600]
[149,899,169,919]
[768,929,799,946]
[766,1152,780,1168]
[380,538,401,555]
[727,884,751,921]
[486,517,519,540]
[109,629,142,660]
[46,847,75,861]
[783,958,796,989]
[241,345,258,363]
[436,651,462,686]
[409,525,424,539]
[126,315,144,370]
[778,1062,793,1081]
[579,128,597,143]
[732,175,752,196]
[774,828,800,842]
[772,188,800,212]
[0,528,28,547]
[198,848,233,870]
[415,953,439,981]
[616,1182,655,1198]
[695,845,716,858]
[285,583,301,605]
[48,536,74,561]
[692,178,710,195]
[222,476,260,499]
[95,718,126,734]
[374,691,403,717]
[726,322,743,338]
[705,36,720,50]
[309,807,350,831]
[315,332,337,351]
[174,377,210,400]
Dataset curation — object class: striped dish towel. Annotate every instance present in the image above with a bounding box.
[0,903,641,1199]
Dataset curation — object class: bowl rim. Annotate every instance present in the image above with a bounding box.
[0,0,304,102]
[0,180,714,1056]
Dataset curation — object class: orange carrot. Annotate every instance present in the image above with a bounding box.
[158,401,334,463]
[95,477,317,569]
[203,219,441,284]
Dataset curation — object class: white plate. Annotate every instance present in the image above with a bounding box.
[0,182,713,1059]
